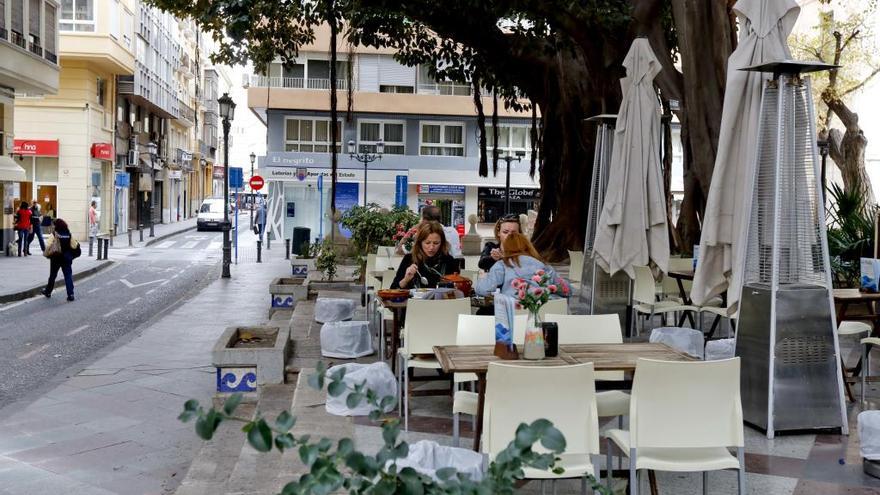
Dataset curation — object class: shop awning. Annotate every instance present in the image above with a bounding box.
[0,156,26,182]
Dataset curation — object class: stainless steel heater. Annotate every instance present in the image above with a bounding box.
[580,115,631,327]
[737,60,847,438]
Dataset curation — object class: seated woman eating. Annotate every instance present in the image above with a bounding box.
[390,221,458,289]
[475,232,570,299]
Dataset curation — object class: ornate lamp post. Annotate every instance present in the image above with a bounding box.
[218,92,236,278]
[347,139,384,207]
[145,141,158,237]
[500,150,526,214]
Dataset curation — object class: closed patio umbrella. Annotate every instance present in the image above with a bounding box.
[690,0,800,310]
[593,38,668,279]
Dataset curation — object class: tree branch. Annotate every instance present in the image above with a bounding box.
[842,66,880,96]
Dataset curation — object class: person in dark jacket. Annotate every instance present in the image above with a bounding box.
[41,218,78,301]
[28,202,45,253]
[478,214,522,271]
[15,201,32,256]
[391,221,458,289]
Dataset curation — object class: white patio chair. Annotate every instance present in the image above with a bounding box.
[485,362,600,493]
[632,265,698,337]
[397,298,471,431]
[568,250,584,288]
[605,357,745,495]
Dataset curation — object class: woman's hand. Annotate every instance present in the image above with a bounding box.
[401,264,419,286]
[490,248,502,261]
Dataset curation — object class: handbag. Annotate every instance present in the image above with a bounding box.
[70,238,82,259]
[44,234,61,258]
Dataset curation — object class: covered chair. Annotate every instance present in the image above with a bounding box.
[485,362,600,493]
[605,358,745,494]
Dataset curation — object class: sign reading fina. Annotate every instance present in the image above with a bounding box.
[13,139,59,157]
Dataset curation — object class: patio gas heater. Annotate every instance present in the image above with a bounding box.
[580,114,631,327]
[736,60,847,438]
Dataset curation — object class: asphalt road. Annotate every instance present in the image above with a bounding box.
[0,227,226,406]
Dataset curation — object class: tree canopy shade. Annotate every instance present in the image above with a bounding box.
[151,0,737,259]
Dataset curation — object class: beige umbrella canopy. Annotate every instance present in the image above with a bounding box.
[690,0,800,311]
[593,38,668,279]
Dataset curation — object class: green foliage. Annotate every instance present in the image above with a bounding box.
[340,204,419,259]
[299,240,316,259]
[315,238,338,281]
[180,360,611,495]
[827,181,877,287]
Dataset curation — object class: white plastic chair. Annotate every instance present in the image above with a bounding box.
[365,253,380,289]
[514,298,569,343]
[632,265,698,336]
[397,298,471,431]
[484,362,600,493]
[376,245,396,257]
[605,358,745,495]
[452,314,526,447]
[544,314,631,422]
[568,250,584,286]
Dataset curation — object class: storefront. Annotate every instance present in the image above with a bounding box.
[13,139,59,219]
[416,184,466,235]
[477,186,540,223]
[0,155,26,250]
[90,143,114,233]
[165,168,183,223]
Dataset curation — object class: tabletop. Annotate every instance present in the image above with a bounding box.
[666,270,695,281]
[834,288,880,302]
[433,343,697,374]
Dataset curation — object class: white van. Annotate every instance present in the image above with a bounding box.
[197,198,228,231]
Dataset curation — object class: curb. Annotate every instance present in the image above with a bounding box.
[143,224,198,247]
[0,260,115,303]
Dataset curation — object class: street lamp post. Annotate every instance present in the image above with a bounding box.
[249,151,256,229]
[347,139,384,207]
[218,92,236,279]
[145,141,158,237]
[501,151,527,214]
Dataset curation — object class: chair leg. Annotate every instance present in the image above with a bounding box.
[581,475,587,495]
[864,345,870,404]
[737,447,746,495]
[629,449,638,495]
[404,359,410,432]
[606,438,614,491]
[452,413,460,447]
[702,471,708,495]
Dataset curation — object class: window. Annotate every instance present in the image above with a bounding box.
[379,85,414,94]
[420,122,464,156]
[44,3,56,55]
[60,0,95,32]
[108,0,119,39]
[12,0,22,34]
[28,0,40,46]
[96,77,106,106]
[284,118,341,153]
[485,124,533,158]
[358,120,405,154]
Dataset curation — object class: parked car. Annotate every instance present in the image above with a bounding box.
[197,198,230,231]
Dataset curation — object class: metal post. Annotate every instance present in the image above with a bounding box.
[149,156,156,238]
[266,232,271,250]
[128,229,133,247]
[110,226,115,247]
[249,157,255,230]
[88,237,94,257]
[257,239,262,263]
[285,238,290,260]
[504,156,512,215]
[364,160,368,207]
[139,224,144,242]
[222,119,232,278]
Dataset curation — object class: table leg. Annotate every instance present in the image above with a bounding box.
[675,278,696,327]
[390,311,401,375]
[474,373,486,452]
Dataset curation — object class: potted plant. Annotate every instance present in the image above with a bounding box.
[315,238,338,282]
[511,270,571,360]
[291,240,317,278]
[340,204,419,278]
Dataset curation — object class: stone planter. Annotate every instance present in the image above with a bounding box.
[269,277,308,315]
[213,325,290,393]
[307,279,359,294]
[291,257,316,278]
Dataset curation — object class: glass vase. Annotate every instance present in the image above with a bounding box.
[522,310,546,360]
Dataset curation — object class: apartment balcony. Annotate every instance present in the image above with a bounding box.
[117,75,176,120]
[417,81,472,96]
[199,139,217,160]
[174,100,196,127]
[0,32,59,95]
[244,74,349,91]
[59,30,136,75]
[28,41,42,57]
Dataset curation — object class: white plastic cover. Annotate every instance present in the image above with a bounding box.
[860,411,880,460]
[325,362,397,417]
[315,297,356,323]
[393,440,485,482]
[705,338,736,361]
[321,321,374,359]
[650,327,704,359]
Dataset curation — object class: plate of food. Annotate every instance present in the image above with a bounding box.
[377,289,410,302]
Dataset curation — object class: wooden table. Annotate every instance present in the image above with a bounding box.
[833,289,880,396]
[433,343,698,451]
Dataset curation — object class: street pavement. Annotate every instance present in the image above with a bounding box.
[0,212,287,494]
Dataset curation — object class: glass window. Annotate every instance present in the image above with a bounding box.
[419,122,465,156]
[358,120,404,154]
[484,124,533,158]
[360,122,380,142]
[422,124,440,144]
[60,0,94,31]
[284,118,340,153]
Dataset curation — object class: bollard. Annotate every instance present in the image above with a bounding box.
[110,226,115,247]
[99,238,109,260]
[285,239,290,260]
[266,234,271,250]
[256,240,262,263]
[128,229,133,247]
[149,222,155,237]
[139,224,144,242]
[89,237,94,257]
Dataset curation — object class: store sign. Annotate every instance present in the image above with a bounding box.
[13,139,59,157]
[478,187,539,201]
[91,143,114,160]
[167,170,183,180]
[417,184,466,195]
[213,166,225,179]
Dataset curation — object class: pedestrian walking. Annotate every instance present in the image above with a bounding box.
[254,200,266,241]
[88,200,99,241]
[41,204,54,235]
[41,218,81,301]
[28,202,46,253]
[14,201,32,256]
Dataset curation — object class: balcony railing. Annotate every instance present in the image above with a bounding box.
[0,27,7,42]
[28,42,42,57]
[417,82,473,96]
[245,74,349,90]
[10,30,26,49]
[45,50,57,64]
[174,100,195,124]
[199,139,216,160]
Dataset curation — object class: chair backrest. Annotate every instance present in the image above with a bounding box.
[377,245,396,257]
[544,314,623,380]
[365,254,380,289]
[663,258,694,295]
[484,362,599,459]
[632,265,658,305]
[630,358,743,450]
[389,255,404,272]
[404,298,472,355]
[568,250,585,284]
[380,268,397,290]
[456,315,496,345]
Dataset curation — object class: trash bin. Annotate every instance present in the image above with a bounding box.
[292,227,311,255]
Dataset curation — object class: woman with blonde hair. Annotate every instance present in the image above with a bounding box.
[391,221,458,289]
[475,232,570,299]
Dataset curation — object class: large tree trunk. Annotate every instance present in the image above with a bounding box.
[825,94,875,204]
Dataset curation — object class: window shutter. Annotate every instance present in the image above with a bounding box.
[358,54,379,92]
[28,0,39,39]
[44,3,55,53]
[378,55,414,88]
[12,0,23,33]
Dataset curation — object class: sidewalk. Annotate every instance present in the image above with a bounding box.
[0,238,291,494]
[0,219,198,303]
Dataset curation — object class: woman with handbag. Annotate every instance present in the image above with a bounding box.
[41,218,80,301]
[14,201,32,256]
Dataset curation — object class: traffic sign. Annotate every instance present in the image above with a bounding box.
[250,175,265,191]
[229,167,244,189]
